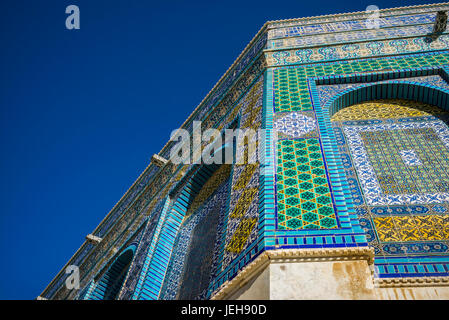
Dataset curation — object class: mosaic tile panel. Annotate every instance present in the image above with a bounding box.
[276,139,338,230]
[274,68,313,112]
[270,54,449,279]
[118,199,166,300]
[344,118,449,205]
[220,75,264,271]
[274,111,318,139]
[373,215,449,242]
[331,99,449,267]
[225,218,258,254]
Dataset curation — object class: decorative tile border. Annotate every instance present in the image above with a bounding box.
[266,36,449,67]
[268,3,449,30]
[375,276,449,287]
[274,112,318,139]
[268,25,438,50]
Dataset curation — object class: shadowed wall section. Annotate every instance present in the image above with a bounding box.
[161,165,232,300]
[88,246,136,300]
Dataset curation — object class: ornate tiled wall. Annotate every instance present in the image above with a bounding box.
[122,75,266,300]
[160,165,232,300]
[331,98,449,278]
[268,54,449,278]
[41,3,449,300]
[268,4,449,38]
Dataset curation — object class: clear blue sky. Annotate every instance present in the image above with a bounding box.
[0,0,434,299]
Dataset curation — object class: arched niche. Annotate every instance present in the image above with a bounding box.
[330,95,449,261]
[89,245,136,300]
[160,161,233,300]
[324,81,449,119]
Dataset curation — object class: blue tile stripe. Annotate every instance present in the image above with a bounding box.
[132,198,172,300]
[136,205,184,300]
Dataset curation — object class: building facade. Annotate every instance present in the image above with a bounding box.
[40,3,449,300]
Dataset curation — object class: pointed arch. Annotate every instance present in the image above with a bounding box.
[87,244,136,300]
[323,81,449,119]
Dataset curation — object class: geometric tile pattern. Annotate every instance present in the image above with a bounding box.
[274,111,318,139]
[225,218,258,253]
[274,68,313,112]
[331,99,449,265]
[276,139,338,230]
[267,34,449,65]
[268,55,449,284]
[373,215,449,242]
[119,202,165,300]
[344,119,449,205]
